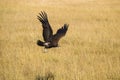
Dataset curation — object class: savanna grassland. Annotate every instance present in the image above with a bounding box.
[0,0,120,80]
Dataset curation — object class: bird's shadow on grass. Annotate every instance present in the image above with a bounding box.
[35,72,55,80]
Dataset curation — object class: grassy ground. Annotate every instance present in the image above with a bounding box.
[0,0,120,80]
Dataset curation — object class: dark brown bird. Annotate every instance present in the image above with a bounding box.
[37,11,69,48]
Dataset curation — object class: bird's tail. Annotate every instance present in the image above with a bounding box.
[37,40,44,46]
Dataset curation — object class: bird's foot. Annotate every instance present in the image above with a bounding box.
[43,48,48,53]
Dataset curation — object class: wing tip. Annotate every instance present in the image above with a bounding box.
[63,24,69,31]
[38,11,47,19]
[37,11,48,23]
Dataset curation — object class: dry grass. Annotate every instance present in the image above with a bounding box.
[0,0,120,80]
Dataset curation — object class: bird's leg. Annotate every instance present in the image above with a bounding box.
[44,47,47,53]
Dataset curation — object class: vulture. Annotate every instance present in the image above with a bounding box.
[37,11,69,48]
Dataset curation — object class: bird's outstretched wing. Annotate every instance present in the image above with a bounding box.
[37,11,53,42]
[53,24,69,42]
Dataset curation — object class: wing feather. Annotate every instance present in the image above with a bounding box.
[53,24,69,43]
[37,11,53,42]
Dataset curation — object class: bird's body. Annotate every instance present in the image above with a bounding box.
[37,11,69,48]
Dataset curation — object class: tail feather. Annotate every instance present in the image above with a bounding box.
[37,40,44,46]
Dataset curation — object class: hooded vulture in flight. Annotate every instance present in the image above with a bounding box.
[37,11,69,48]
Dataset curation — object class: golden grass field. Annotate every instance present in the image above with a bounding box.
[0,0,120,80]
